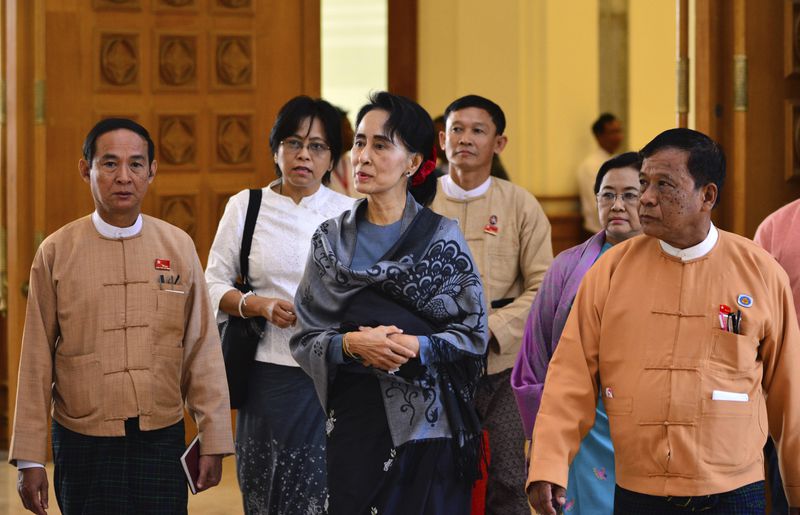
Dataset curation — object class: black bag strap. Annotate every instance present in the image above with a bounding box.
[239,188,262,286]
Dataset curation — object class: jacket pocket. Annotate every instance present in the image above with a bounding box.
[151,344,184,411]
[154,289,188,345]
[488,250,518,294]
[709,331,758,374]
[603,395,633,415]
[54,353,101,419]
[700,397,755,466]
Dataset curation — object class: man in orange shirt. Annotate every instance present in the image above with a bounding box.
[528,128,800,515]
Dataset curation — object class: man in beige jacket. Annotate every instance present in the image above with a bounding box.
[11,118,234,515]
[431,95,553,515]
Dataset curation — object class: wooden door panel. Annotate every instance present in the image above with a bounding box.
[695,0,800,236]
[3,0,319,443]
[43,0,318,261]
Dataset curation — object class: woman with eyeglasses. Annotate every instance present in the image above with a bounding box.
[205,96,354,515]
[511,152,643,514]
[290,92,488,515]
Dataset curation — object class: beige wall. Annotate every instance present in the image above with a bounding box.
[628,0,678,150]
[418,0,678,208]
[322,0,388,121]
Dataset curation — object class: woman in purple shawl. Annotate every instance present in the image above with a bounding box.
[512,152,643,514]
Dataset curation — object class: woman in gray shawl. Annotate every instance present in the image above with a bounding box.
[290,92,488,515]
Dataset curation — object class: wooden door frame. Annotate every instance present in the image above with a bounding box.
[694,0,742,234]
[388,0,417,100]
[4,0,39,444]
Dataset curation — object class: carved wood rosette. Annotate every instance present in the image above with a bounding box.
[214,35,253,89]
[214,190,239,225]
[213,0,254,14]
[158,0,196,8]
[159,115,197,168]
[99,33,139,89]
[215,114,253,168]
[93,0,141,10]
[787,100,800,181]
[159,195,198,239]
[787,0,800,77]
[158,35,198,89]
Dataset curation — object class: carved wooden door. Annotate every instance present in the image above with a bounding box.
[44,0,320,262]
[3,0,319,443]
[695,0,800,236]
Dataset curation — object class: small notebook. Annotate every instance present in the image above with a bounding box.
[180,434,201,495]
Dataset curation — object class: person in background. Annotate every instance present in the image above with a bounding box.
[291,92,488,515]
[433,114,450,175]
[11,118,233,515]
[577,113,624,234]
[529,128,800,515]
[754,197,800,515]
[328,106,361,198]
[205,96,354,515]
[511,152,643,514]
[431,94,553,515]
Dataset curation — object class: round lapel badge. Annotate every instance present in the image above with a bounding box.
[737,294,753,308]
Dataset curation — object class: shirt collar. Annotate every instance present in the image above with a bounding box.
[266,178,328,207]
[92,211,143,239]
[659,222,718,261]
[440,174,492,200]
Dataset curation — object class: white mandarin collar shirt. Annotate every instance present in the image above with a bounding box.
[659,222,719,261]
[440,175,492,200]
[205,181,355,367]
[92,211,143,239]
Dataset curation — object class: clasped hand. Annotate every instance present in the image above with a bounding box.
[254,297,297,328]
[347,325,420,371]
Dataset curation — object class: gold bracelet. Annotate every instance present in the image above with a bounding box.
[342,332,361,361]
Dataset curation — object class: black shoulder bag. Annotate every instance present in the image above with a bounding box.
[219,188,267,409]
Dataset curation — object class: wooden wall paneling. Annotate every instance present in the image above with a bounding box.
[212,32,254,90]
[4,0,322,445]
[787,100,800,181]
[155,31,199,92]
[388,0,417,100]
[729,0,747,235]
[742,0,800,235]
[0,0,8,448]
[158,112,199,170]
[301,0,321,96]
[154,0,199,13]
[48,3,95,236]
[213,111,254,170]
[97,31,141,91]
[4,0,36,444]
[785,0,800,78]
[547,212,584,257]
[93,0,141,11]
[212,0,254,15]
[677,0,689,127]
[694,0,737,232]
[694,0,725,143]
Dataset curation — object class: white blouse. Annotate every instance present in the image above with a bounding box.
[205,180,355,366]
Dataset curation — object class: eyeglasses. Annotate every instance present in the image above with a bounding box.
[280,138,331,157]
[596,191,641,206]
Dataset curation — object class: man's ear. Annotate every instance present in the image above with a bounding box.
[79,159,91,183]
[701,182,718,211]
[494,134,508,154]
[148,160,158,184]
[438,129,446,152]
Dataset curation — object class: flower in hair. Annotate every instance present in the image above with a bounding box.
[411,144,438,186]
